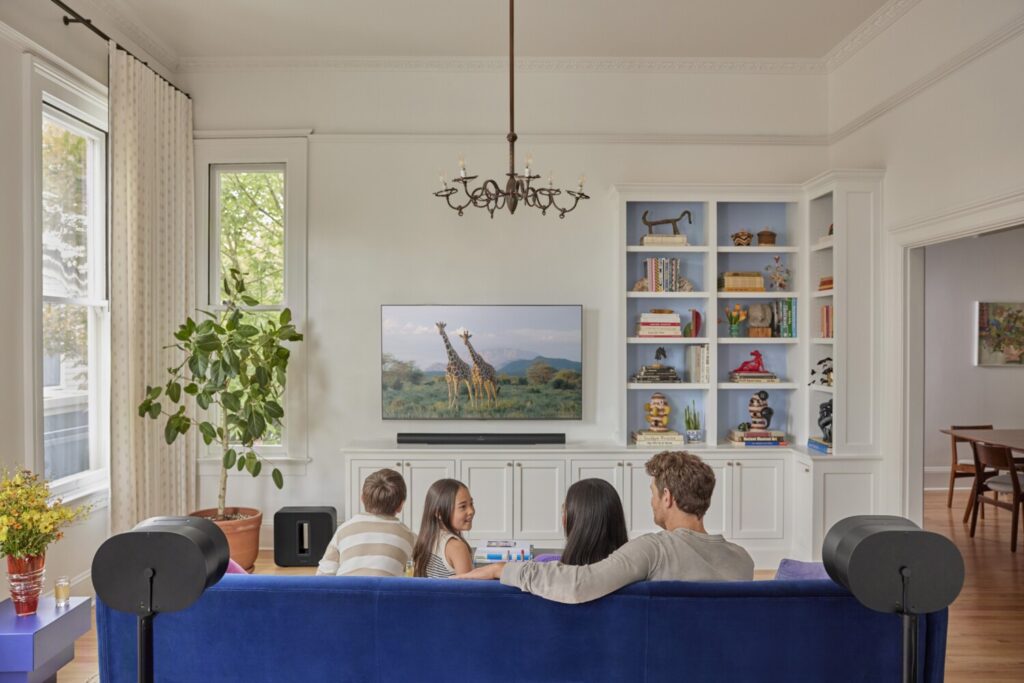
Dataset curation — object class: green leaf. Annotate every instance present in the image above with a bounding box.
[279,309,292,325]
[164,418,178,445]
[174,326,192,342]
[236,324,259,338]
[184,382,199,395]
[272,468,284,490]
[221,392,242,412]
[254,366,270,387]
[196,392,211,410]
[167,381,182,403]
[248,411,266,440]
[264,400,284,419]
[194,333,222,353]
[236,453,247,471]
[240,295,260,307]
[147,386,162,400]
[245,453,256,474]
[148,402,161,419]
[251,459,262,478]
[138,400,150,418]
[222,448,237,469]
[199,422,217,445]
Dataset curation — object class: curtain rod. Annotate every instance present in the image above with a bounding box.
[49,0,192,100]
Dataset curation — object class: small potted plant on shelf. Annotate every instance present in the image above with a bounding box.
[0,470,87,616]
[723,304,747,337]
[137,268,303,572]
[684,401,704,444]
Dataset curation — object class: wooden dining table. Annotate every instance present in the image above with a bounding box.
[940,429,1024,453]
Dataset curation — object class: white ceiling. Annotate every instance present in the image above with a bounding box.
[104,0,891,64]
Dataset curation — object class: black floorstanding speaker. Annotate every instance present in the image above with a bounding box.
[397,433,565,445]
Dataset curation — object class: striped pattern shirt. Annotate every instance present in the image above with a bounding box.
[424,532,460,578]
[316,513,416,577]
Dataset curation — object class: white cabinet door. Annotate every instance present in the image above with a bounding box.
[569,459,624,498]
[730,458,785,540]
[349,459,404,520]
[792,459,814,560]
[514,460,566,540]
[703,460,731,537]
[623,461,659,537]
[460,459,513,541]
[401,459,457,533]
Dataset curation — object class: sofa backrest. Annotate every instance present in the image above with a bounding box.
[97,575,947,682]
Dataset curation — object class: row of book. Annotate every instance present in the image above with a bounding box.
[641,258,690,292]
[819,304,833,339]
[686,344,711,383]
[807,437,833,454]
[818,276,833,291]
[636,311,682,337]
[770,298,797,338]
[632,430,686,446]
[727,429,788,447]
[729,371,779,383]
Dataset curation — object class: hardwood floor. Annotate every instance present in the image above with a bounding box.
[57,490,1023,681]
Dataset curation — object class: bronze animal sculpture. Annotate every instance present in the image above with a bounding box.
[642,209,692,236]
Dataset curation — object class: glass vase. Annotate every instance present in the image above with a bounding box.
[729,323,743,338]
[7,554,45,616]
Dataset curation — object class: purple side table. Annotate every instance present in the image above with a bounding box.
[0,596,91,683]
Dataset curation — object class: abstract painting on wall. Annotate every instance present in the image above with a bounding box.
[975,302,1024,366]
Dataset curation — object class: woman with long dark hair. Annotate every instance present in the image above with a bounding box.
[412,478,475,577]
[560,478,629,566]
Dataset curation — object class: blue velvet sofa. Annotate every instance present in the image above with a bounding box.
[97,575,948,682]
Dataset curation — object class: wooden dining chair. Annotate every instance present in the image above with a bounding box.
[969,441,1023,552]
[948,424,993,523]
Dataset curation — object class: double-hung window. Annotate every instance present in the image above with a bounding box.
[195,138,308,466]
[28,59,110,494]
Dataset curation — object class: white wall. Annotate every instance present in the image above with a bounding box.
[922,227,1024,488]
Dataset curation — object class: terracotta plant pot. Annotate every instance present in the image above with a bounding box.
[191,507,262,572]
[7,554,45,616]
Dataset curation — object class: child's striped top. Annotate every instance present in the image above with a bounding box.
[316,513,416,577]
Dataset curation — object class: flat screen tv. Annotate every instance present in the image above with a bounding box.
[382,305,582,420]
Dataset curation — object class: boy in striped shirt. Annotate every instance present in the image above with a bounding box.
[317,468,416,577]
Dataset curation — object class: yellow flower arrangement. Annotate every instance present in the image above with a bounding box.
[723,303,748,325]
[0,470,88,559]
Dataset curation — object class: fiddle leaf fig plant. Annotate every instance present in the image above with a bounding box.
[137,268,303,519]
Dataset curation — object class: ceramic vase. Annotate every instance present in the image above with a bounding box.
[729,323,743,338]
[7,554,45,616]
[685,429,705,444]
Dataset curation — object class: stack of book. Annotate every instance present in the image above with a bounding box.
[729,370,779,383]
[819,304,833,338]
[632,364,682,383]
[632,430,685,447]
[818,276,833,291]
[641,233,688,246]
[771,299,797,338]
[641,258,689,292]
[727,429,788,447]
[807,437,833,454]
[636,311,682,337]
[685,344,711,383]
[718,272,765,292]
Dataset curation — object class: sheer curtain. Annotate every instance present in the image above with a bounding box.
[108,44,196,532]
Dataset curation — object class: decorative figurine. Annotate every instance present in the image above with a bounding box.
[733,350,767,374]
[730,230,753,246]
[641,209,692,243]
[808,357,834,386]
[764,255,791,290]
[747,303,774,337]
[818,399,833,444]
[644,392,672,432]
[730,350,779,383]
[682,309,703,337]
[747,390,774,430]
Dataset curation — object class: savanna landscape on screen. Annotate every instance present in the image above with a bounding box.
[382,305,582,420]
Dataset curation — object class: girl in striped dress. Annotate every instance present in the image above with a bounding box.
[412,479,475,577]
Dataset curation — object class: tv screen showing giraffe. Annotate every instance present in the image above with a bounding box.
[381,305,583,420]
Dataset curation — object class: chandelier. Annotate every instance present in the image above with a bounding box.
[434,0,589,218]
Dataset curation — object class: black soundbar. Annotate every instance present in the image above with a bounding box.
[397,433,566,446]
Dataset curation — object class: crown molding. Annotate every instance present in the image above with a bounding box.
[194,128,313,139]
[824,0,923,73]
[887,186,1024,239]
[177,55,825,76]
[90,0,180,71]
[0,20,106,95]
[309,132,828,147]
[829,9,1024,143]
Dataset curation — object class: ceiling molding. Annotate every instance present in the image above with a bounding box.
[829,9,1024,143]
[309,132,828,147]
[193,128,313,139]
[90,0,181,71]
[887,186,1024,237]
[177,55,825,76]
[823,0,923,73]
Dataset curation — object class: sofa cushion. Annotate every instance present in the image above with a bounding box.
[774,558,831,581]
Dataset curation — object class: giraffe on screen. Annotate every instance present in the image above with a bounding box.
[459,329,500,406]
[436,322,476,409]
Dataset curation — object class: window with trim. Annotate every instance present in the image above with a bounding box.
[37,98,109,485]
[196,138,308,465]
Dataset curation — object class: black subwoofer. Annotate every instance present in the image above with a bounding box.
[273,506,338,567]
